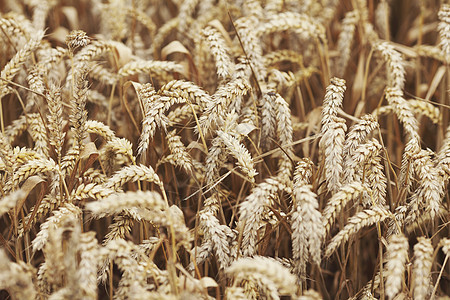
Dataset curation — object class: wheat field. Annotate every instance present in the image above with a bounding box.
[0,0,449,299]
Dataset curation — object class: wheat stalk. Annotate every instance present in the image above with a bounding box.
[0,30,44,98]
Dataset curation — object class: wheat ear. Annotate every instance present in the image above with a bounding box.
[438,4,450,63]
[321,77,346,131]
[0,249,36,300]
[334,10,358,77]
[321,116,347,193]
[202,25,233,80]
[290,184,324,282]
[199,208,234,269]
[217,130,257,182]
[32,203,82,253]
[256,12,327,44]
[238,178,282,257]
[234,15,266,83]
[104,164,164,195]
[0,30,44,98]
[226,256,297,297]
[412,149,444,220]
[385,233,409,300]
[46,83,65,162]
[322,182,366,234]
[342,114,378,184]
[354,138,387,206]
[86,190,167,218]
[374,42,405,89]
[157,129,194,174]
[412,237,434,300]
[325,205,390,258]
[77,232,100,299]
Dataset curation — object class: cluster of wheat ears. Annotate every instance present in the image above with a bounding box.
[0,0,449,299]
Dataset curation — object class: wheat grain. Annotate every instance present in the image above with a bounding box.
[273,92,294,183]
[204,135,229,186]
[85,119,116,142]
[199,75,251,134]
[415,44,446,62]
[384,87,418,137]
[4,114,30,144]
[159,80,212,110]
[104,215,134,243]
[0,1,448,299]
[264,50,304,67]
[70,64,89,155]
[294,158,314,185]
[0,132,15,174]
[0,15,31,41]
[103,239,148,298]
[71,182,115,201]
[65,30,90,52]
[101,137,136,172]
[437,126,450,185]
[188,240,213,272]
[76,231,100,299]
[441,238,450,256]
[27,113,49,156]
